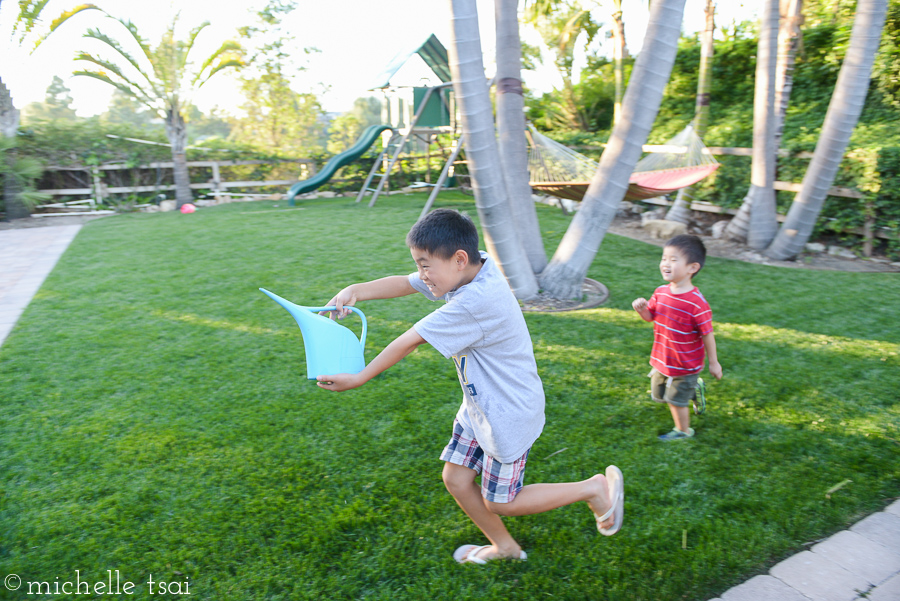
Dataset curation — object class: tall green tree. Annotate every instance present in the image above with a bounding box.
[21,75,77,123]
[101,89,158,130]
[773,0,805,150]
[35,6,243,208]
[765,0,888,259]
[539,0,688,299]
[666,0,715,223]
[724,0,780,248]
[525,1,600,130]
[1,79,32,220]
[232,0,324,155]
[447,0,539,298]
[496,0,547,275]
[608,0,628,125]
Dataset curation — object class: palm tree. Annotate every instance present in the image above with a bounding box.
[723,0,780,249]
[38,7,242,208]
[447,0,539,299]
[666,0,715,224]
[1,79,30,220]
[773,0,804,151]
[3,1,90,219]
[538,0,688,299]
[609,0,627,126]
[495,0,547,275]
[765,0,888,260]
[525,2,599,130]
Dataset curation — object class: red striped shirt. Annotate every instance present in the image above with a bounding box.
[647,285,713,376]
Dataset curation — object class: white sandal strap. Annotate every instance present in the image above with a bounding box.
[463,545,490,564]
[596,492,620,523]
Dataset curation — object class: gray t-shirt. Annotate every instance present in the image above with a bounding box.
[409,252,545,463]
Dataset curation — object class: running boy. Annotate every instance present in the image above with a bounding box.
[316,209,624,564]
[632,234,723,441]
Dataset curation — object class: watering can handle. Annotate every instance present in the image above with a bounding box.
[308,306,367,349]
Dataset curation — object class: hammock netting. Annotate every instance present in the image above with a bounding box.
[527,124,720,202]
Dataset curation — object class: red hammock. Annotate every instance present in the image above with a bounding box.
[530,164,720,202]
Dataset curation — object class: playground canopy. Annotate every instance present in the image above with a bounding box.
[370,34,451,90]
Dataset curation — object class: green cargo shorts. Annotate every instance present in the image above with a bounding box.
[649,368,698,408]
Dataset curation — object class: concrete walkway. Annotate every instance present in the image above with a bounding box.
[0,224,82,347]
[1,223,898,600]
[712,499,900,601]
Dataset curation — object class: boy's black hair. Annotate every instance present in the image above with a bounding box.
[665,234,707,273]
[406,209,480,263]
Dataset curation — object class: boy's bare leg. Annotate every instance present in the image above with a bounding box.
[442,462,522,560]
[669,403,691,433]
[443,464,617,561]
[486,475,615,530]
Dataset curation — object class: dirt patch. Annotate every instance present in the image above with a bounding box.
[520,209,898,312]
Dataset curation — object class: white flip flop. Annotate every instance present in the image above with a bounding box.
[595,465,624,536]
[453,544,527,564]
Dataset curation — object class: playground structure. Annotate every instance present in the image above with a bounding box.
[286,34,467,211]
[286,124,392,204]
[285,34,723,215]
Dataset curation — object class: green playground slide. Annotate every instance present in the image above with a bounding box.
[287,124,393,204]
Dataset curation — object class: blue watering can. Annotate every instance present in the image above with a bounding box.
[259,288,367,380]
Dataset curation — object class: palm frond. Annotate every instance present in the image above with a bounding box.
[13,156,45,181]
[31,4,99,51]
[193,40,244,86]
[12,0,52,41]
[199,58,244,86]
[112,17,157,75]
[180,21,211,72]
[82,27,163,97]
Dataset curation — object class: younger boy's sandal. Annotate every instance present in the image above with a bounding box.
[693,378,707,415]
[595,465,624,536]
[658,427,695,441]
[453,545,527,564]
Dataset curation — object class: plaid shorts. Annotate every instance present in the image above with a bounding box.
[440,419,530,504]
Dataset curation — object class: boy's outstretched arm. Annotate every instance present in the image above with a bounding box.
[316,327,427,392]
[702,332,723,380]
[632,298,653,322]
[325,276,416,319]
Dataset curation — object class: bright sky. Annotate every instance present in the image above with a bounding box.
[0,0,758,118]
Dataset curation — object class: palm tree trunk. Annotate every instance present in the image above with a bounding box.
[773,0,804,151]
[611,3,627,127]
[495,0,547,275]
[765,0,887,260]
[1,78,29,221]
[448,0,538,299]
[166,108,193,209]
[538,0,687,300]
[724,0,780,248]
[667,0,715,224]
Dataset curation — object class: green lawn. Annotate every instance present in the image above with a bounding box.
[1,192,898,601]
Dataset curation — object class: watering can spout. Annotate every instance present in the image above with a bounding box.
[259,288,367,380]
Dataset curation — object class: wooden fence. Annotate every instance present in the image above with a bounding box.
[35,147,894,252]
[38,158,318,202]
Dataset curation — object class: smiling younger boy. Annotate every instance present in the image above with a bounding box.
[632,234,723,441]
[316,209,624,564]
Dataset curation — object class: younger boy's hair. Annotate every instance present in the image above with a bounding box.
[665,234,707,274]
[407,209,480,263]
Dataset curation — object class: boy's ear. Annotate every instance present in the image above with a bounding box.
[688,262,701,275]
[454,249,469,268]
